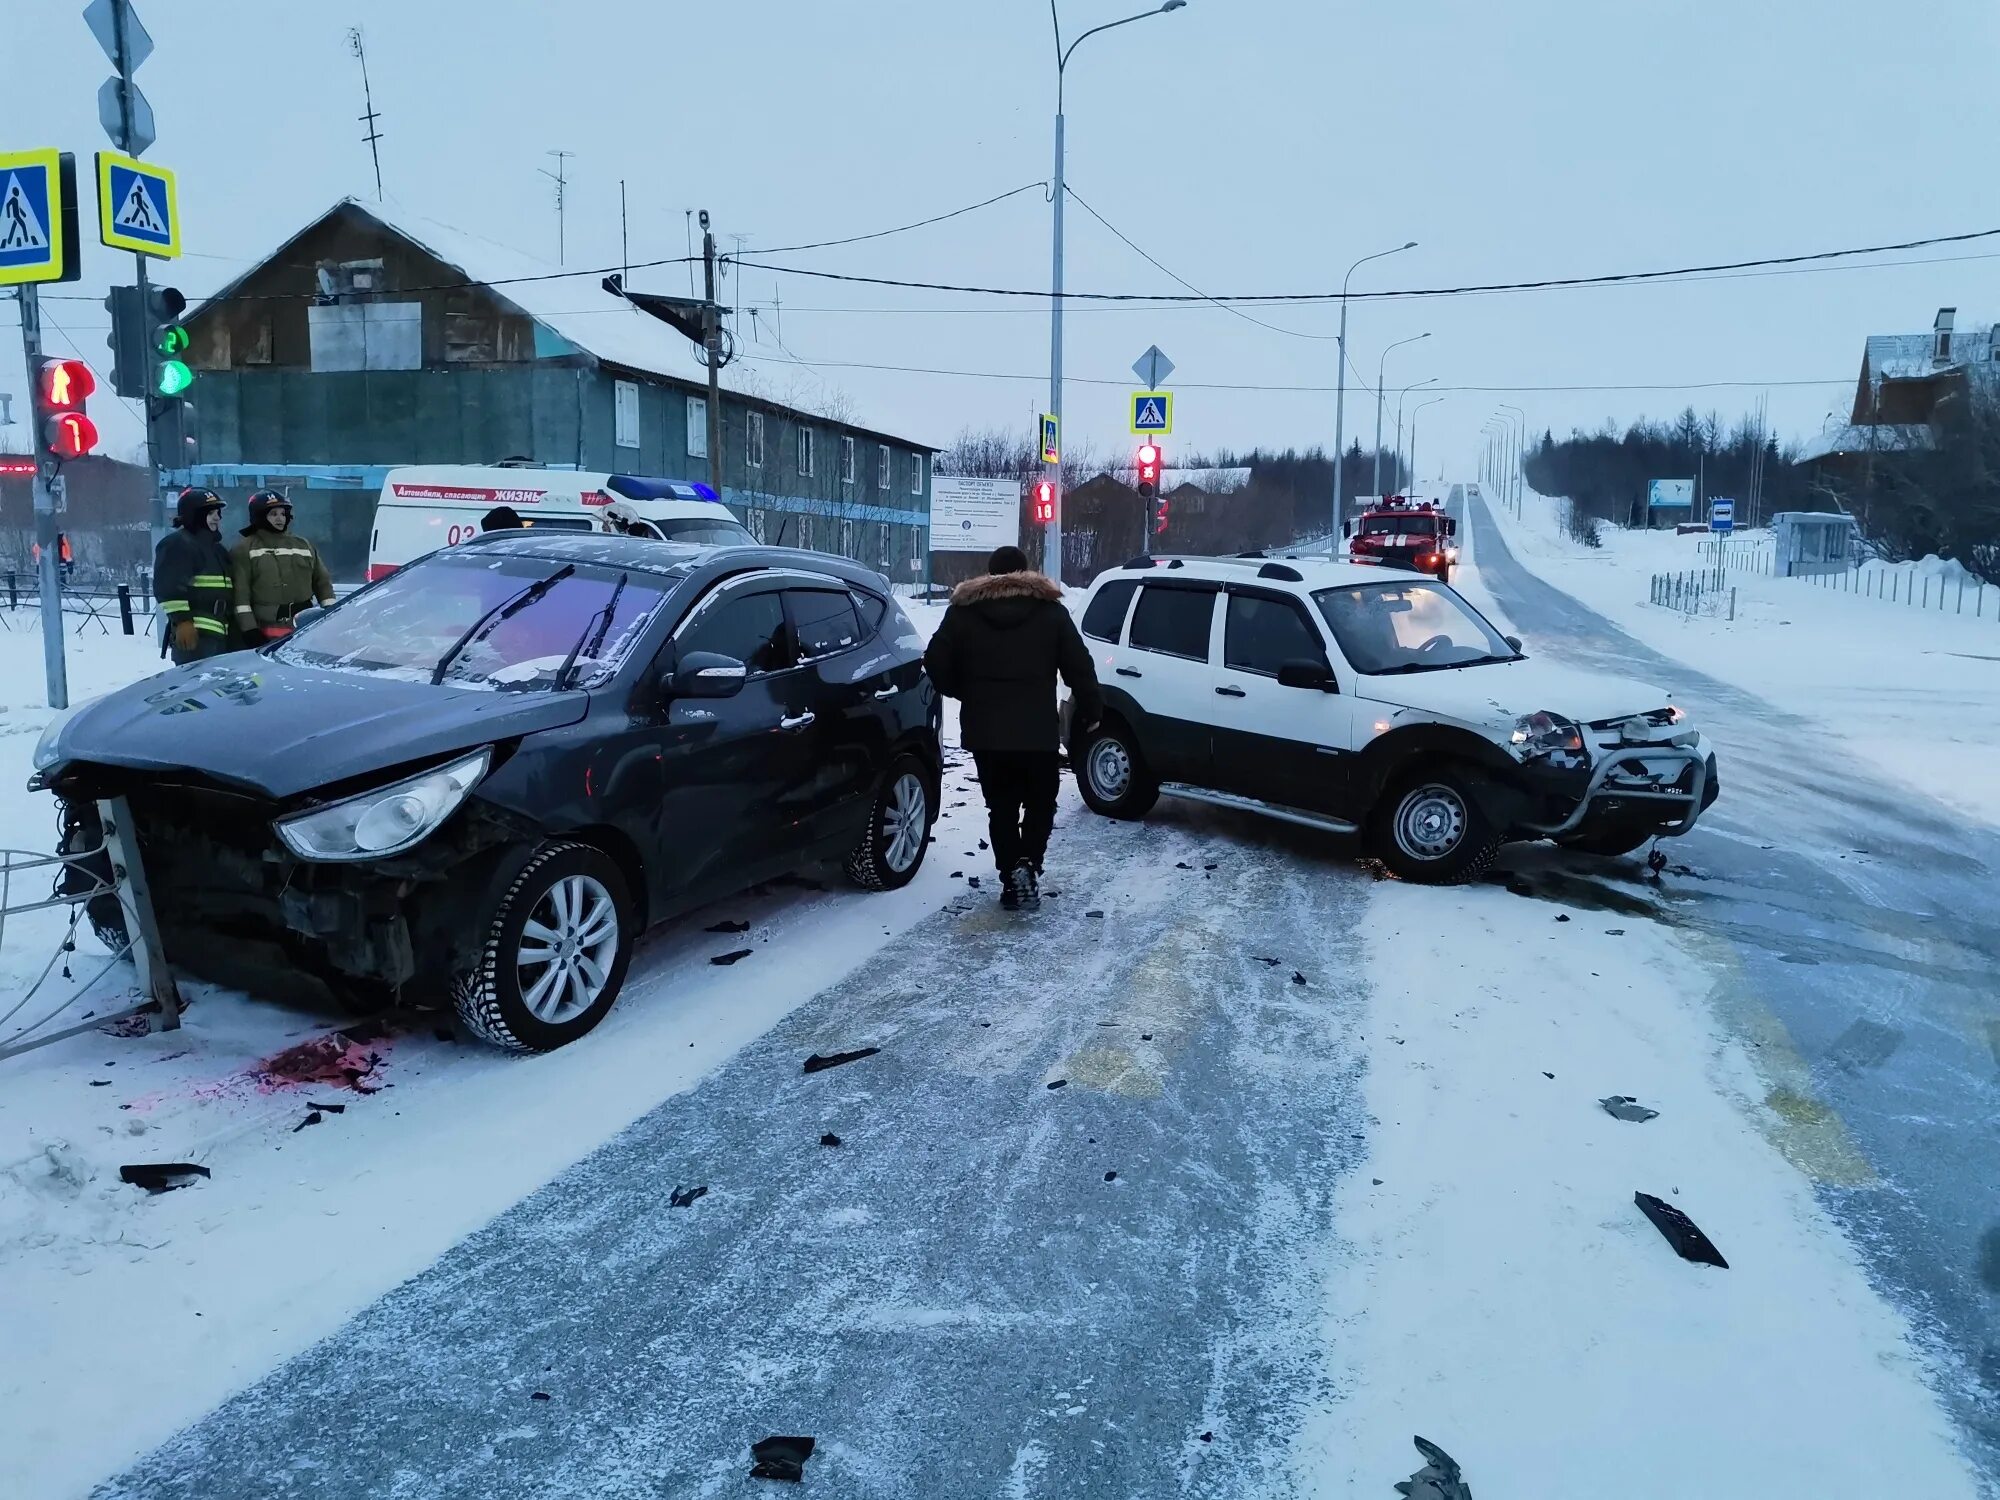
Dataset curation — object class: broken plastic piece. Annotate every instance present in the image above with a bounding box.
[1555,914,1570,923]
[750,1434,816,1482]
[306,1101,347,1114]
[706,919,750,934]
[1292,971,1307,985]
[1600,1095,1659,1123]
[1046,1079,1068,1090]
[1634,1191,1727,1267]
[1176,861,1194,870]
[292,1111,323,1133]
[118,1163,210,1194]
[819,1133,842,1148]
[803,1047,880,1074]
[669,1184,709,1209]
[1086,910,1105,919]
[710,949,753,966]
[1104,1170,1118,1182]
[1395,1435,1473,1500]
[531,1391,551,1401]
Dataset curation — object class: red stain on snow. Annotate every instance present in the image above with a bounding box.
[248,1022,392,1094]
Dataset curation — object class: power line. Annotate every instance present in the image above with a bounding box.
[728,225,2000,305]
[742,182,1048,257]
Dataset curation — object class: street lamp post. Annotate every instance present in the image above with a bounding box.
[1329,241,1416,552]
[1045,0,1188,581]
[1408,396,1443,495]
[1372,332,1429,498]
[1483,420,1505,495]
[1394,376,1438,493]
[1498,404,1526,514]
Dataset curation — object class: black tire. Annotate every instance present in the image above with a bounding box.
[844,753,934,891]
[1074,718,1159,820]
[58,803,128,952]
[1558,828,1654,858]
[1436,562,1452,586]
[1369,767,1502,884]
[452,841,635,1053]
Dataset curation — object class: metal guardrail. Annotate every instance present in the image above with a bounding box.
[0,579,158,637]
[0,798,183,1062]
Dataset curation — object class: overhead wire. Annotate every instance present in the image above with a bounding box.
[741,182,1048,257]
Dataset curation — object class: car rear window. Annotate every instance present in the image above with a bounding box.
[1129,585,1214,661]
[788,589,862,660]
[1225,593,1329,676]
[1081,578,1139,642]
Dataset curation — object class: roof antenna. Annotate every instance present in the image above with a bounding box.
[541,150,574,265]
[347,28,385,200]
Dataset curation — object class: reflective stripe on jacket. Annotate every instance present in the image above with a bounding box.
[153,528,236,639]
[230,531,334,628]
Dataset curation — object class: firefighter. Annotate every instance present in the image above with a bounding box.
[230,490,334,642]
[154,488,236,664]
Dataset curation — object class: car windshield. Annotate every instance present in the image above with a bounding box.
[276,553,668,691]
[1313,580,1515,674]
[1358,514,1438,535]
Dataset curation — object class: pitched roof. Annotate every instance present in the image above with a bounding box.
[1863,323,1997,382]
[1105,466,1252,493]
[1794,423,1933,463]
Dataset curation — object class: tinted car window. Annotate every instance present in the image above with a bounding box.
[789,589,862,660]
[1081,578,1139,642]
[681,589,791,674]
[1225,593,1329,676]
[852,590,887,635]
[1129,586,1214,661]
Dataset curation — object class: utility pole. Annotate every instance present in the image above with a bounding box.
[18,287,69,708]
[541,150,573,265]
[347,28,384,200]
[1044,107,1066,581]
[700,212,724,498]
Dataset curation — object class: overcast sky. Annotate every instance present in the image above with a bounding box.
[6,0,1997,478]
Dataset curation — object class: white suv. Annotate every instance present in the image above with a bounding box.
[1063,555,1717,882]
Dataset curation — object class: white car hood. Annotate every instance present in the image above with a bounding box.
[1355,656,1673,733]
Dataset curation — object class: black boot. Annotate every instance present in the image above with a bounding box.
[1010,861,1040,911]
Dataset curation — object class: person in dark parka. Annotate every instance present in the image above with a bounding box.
[154,488,236,664]
[924,545,1103,909]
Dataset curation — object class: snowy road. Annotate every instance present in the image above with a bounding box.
[98,801,1373,1498]
[1464,493,2000,1479]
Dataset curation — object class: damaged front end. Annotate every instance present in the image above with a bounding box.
[41,758,539,1003]
[1506,708,1719,843]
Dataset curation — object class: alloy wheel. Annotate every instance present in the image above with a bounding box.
[883,772,928,874]
[516,873,620,1024]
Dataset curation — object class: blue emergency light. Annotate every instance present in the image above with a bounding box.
[607,475,722,504]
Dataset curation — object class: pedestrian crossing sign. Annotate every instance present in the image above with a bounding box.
[1130,391,1173,435]
[0,149,79,286]
[95,150,180,258]
[1040,413,1060,464]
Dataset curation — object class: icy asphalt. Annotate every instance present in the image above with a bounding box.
[1465,494,2000,1483]
[100,780,1374,1498]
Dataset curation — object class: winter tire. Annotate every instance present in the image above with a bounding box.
[844,754,934,891]
[452,841,634,1053]
[1370,767,1501,884]
[1557,828,1654,858]
[1075,719,1159,821]
[58,805,128,953]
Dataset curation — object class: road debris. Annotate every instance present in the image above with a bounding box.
[1086,910,1105,918]
[292,1111,323,1133]
[531,1391,550,1401]
[307,1101,347,1114]
[803,1047,880,1074]
[1292,971,1308,985]
[668,1184,708,1209]
[118,1163,210,1195]
[1104,1170,1118,1182]
[705,919,750,934]
[1600,1095,1659,1123]
[1634,1191,1728,1268]
[819,1133,842,1148]
[710,949,753,966]
[749,1434,816,1482]
[1395,1435,1473,1500]
[1047,1079,1068,1090]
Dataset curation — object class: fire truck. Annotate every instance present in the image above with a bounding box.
[1344,495,1457,583]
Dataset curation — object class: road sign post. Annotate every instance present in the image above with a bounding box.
[18,288,70,708]
[1709,498,1735,534]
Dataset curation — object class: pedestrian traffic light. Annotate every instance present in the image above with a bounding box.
[1032,479,1056,525]
[1156,496,1170,535]
[1135,442,1162,501]
[36,359,99,461]
[147,286,194,398]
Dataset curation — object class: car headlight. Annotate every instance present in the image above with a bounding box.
[32,697,99,772]
[275,748,490,862]
[1510,711,1585,761]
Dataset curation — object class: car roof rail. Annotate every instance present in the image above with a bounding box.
[1234,550,1267,559]
[1120,555,1158,569]
[1257,562,1304,582]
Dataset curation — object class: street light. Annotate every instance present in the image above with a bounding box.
[1498,403,1526,513]
[1482,419,1505,493]
[1408,396,1443,494]
[1373,332,1429,498]
[1044,0,1189,580]
[1394,376,1438,493]
[1329,240,1417,551]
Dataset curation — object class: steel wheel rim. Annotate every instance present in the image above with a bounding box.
[1089,738,1132,800]
[1395,784,1467,861]
[883,772,927,874]
[516,873,619,1024]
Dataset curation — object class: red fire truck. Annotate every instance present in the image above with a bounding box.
[1344,495,1457,583]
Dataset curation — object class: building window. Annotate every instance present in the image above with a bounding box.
[910,451,925,496]
[797,426,816,477]
[687,396,708,459]
[614,381,641,450]
[840,435,857,485]
[747,411,765,468]
[878,444,890,490]
[877,523,893,567]
[747,507,767,542]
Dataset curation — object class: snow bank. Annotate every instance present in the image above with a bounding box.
[1298,877,1982,1499]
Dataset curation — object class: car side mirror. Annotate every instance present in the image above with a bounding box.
[294,605,327,630]
[1277,659,1337,692]
[672,651,748,698]
[1503,634,1523,654]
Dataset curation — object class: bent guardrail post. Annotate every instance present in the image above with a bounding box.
[98,797,182,1032]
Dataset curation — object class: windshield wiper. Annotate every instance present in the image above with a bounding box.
[430,565,576,686]
[554,572,628,691]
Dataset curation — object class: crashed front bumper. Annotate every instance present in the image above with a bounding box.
[1518,733,1717,839]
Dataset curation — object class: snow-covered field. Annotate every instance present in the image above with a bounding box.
[1480,491,2000,828]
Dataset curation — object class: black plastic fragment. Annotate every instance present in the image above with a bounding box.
[292,1111,323,1133]
[819,1132,842,1148]
[89,1079,110,1087]
[118,1163,210,1194]
[669,1184,709,1209]
[531,1391,551,1401]
[803,1047,880,1074]
[706,919,750,934]
[750,1434,816,1482]
[307,1101,347,1114]
[1104,1170,1117,1182]
[1086,910,1105,919]
[1555,914,1570,922]
[710,949,754,966]
[1292,971,1307,985]
[966,876,982,889]
[1175,861,1193,870]
[1634,1191,1728,1267]
[1396,1435,1473,1500]
[1046,1079,1067,1090]
[1600,1095,1658,1123]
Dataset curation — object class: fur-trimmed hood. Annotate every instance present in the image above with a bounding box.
[949,571,1063,607]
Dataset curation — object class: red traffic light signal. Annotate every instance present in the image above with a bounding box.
[1135,442,1163,500]
[1032,479,1056,524]
[1155,497,1170,535]
[46,411,100,460]
[38,358,96,409]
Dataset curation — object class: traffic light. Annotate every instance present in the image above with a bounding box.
[105,286,150,398]
[148,286,194,398]
[1156,496,1170,535]
[1032,479,1056,525]
[36,359,99,462]
[1135,442,1162,500]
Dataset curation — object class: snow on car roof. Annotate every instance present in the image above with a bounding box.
[1129,555,1404,588]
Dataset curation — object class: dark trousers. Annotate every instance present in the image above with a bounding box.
[974,751,1060,876]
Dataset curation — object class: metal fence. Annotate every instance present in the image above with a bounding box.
[1650,567,1736,620]
[0,577,159,637]
[1794,564,1996,620]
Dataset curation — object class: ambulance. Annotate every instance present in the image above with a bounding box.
[365,465,754,581]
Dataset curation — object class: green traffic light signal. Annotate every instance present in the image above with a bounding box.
[158,324,190,357]
[156,359,194,397]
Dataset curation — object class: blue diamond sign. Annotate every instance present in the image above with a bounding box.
[0,150,79,286]
[1129,391,1173,435]
[96,150,179,257]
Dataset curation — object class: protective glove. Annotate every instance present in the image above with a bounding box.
[259,625,294,642]
[173,618,198,653]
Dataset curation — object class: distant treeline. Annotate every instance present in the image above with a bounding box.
[1521,410,1805,534]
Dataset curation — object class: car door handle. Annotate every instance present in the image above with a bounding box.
[872,685,898,699]
[779,711,816,731]
[1215,685,1246,698]
[1116,667,1142,678]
